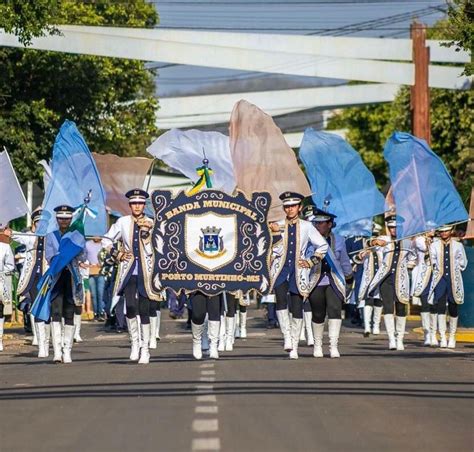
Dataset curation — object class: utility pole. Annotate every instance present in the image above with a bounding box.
[411,21,431,144]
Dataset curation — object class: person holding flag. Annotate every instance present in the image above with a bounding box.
[102,189,161,365]
[428,225,468,349]
[304,206,353,359]
[39,205,87,363]
[5,209,50,357]
[367,215,416,351]
[269,192,328,359]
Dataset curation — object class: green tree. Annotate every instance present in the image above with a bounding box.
[0,1,159,185]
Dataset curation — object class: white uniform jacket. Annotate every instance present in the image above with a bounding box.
[270,219,328,298]
[12,232,49,298]
[428,238,467,305]
[308,232,353,299]
[102,215,160,301]
[358,241,384,307]
[45,231,85,305]
[0,243,15,314]
[368,236,415,305]
[411,236,435,301]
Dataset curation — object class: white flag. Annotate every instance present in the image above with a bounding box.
[0,150,29,227]
[147,129,236,195]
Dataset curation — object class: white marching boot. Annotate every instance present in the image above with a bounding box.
[395,316,406,351]
[420,312,431,346]
[155,310,161,341]
[44,323,51,357]
[240,311,247,339]
[311,322,324,357]
[234,311,240,339]
[384,314,397,350]
[438,314,448,348]
[127,317,140,361]
[225,316,235,351]
[303,311,314,346]
[51,322,63,363]
[30,314,38,346]
[218,315,226,352]
[73,314,83,343]
[299,318,306,342]
[328,319,342,358]
[208,320,220,359]
[448,317,458,349]
[276,309,292,351]
[0,317,4,352]
[192,322,204,360]
[149,316,157,350]
[139,323,150,364]
[363,305,373,337]
[372,306,383,335]
[62,324,75,364]
[137,315,143,347]
[37,322,47,358]
[289,318,303,359]
[429,313,439,346]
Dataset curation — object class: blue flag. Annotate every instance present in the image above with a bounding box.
[36,120,107,237]
[299,129,386,237]
[384,132,469,239]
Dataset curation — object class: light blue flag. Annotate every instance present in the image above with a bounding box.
[384,132,468,239]
[36,120,107,237]
[299,129,386,237]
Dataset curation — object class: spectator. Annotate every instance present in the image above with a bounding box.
[86,238,105,321]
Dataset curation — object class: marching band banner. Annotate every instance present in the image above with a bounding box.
[151,189,272,296]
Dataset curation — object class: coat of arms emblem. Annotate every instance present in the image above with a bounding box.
[197,226,226,258]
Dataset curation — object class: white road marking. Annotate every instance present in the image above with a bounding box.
[196,395,217,403]
[196,385,214,391]
[192,438,221,451]
[192,419,219,433]
[201,370,216,375]
[199,377,216,382]
[200,363,215,368]
[195,406,219,414]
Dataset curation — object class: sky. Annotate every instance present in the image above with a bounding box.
[150,0,447,97]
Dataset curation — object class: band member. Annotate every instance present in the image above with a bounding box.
[46,205,86,363]
[368,215,415,351]
[305,207,353,358]
[269,192,328,359]
[0,236,15,352]
[357,222,384,338]
[412,231,437,346]
[102,189,161,364]
[428,225,468,349]
[191,292,221,360]
[6,209,50,357]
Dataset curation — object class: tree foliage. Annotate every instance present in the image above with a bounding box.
[0,1,159,185]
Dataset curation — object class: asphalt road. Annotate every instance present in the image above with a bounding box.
[1,310,473,452]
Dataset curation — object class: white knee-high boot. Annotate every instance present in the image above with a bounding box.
[30,314,38,346]
[139,323,150,364]
[384,314,396,350]
[240,311,247,338]
[289,318,303,359]
[363,305,373,336]
[304,311,314,346]
[429,313,438,346]
[218,315,226,352]
[0,317,4,352]
[420,312,431,346]
[225,316,235,351]
[73,314,83,342]
[51,321,63,363]
[192,322,204,360]
[44,323,51,357]
[155,310,161,340]
[62,324,75,364]
[234,310,240,339]
[37,322,47,358]
[372,306,383,334]
[438,314,448,348]
[328,319,342,358]
[127,317,140,361]
[276,309,292,351]
[201,318,210,352]
[395,316,406,351]
[311,322,324,357]
[208,320,220,359]
[149,316,157,349]
[447,317,458,349]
